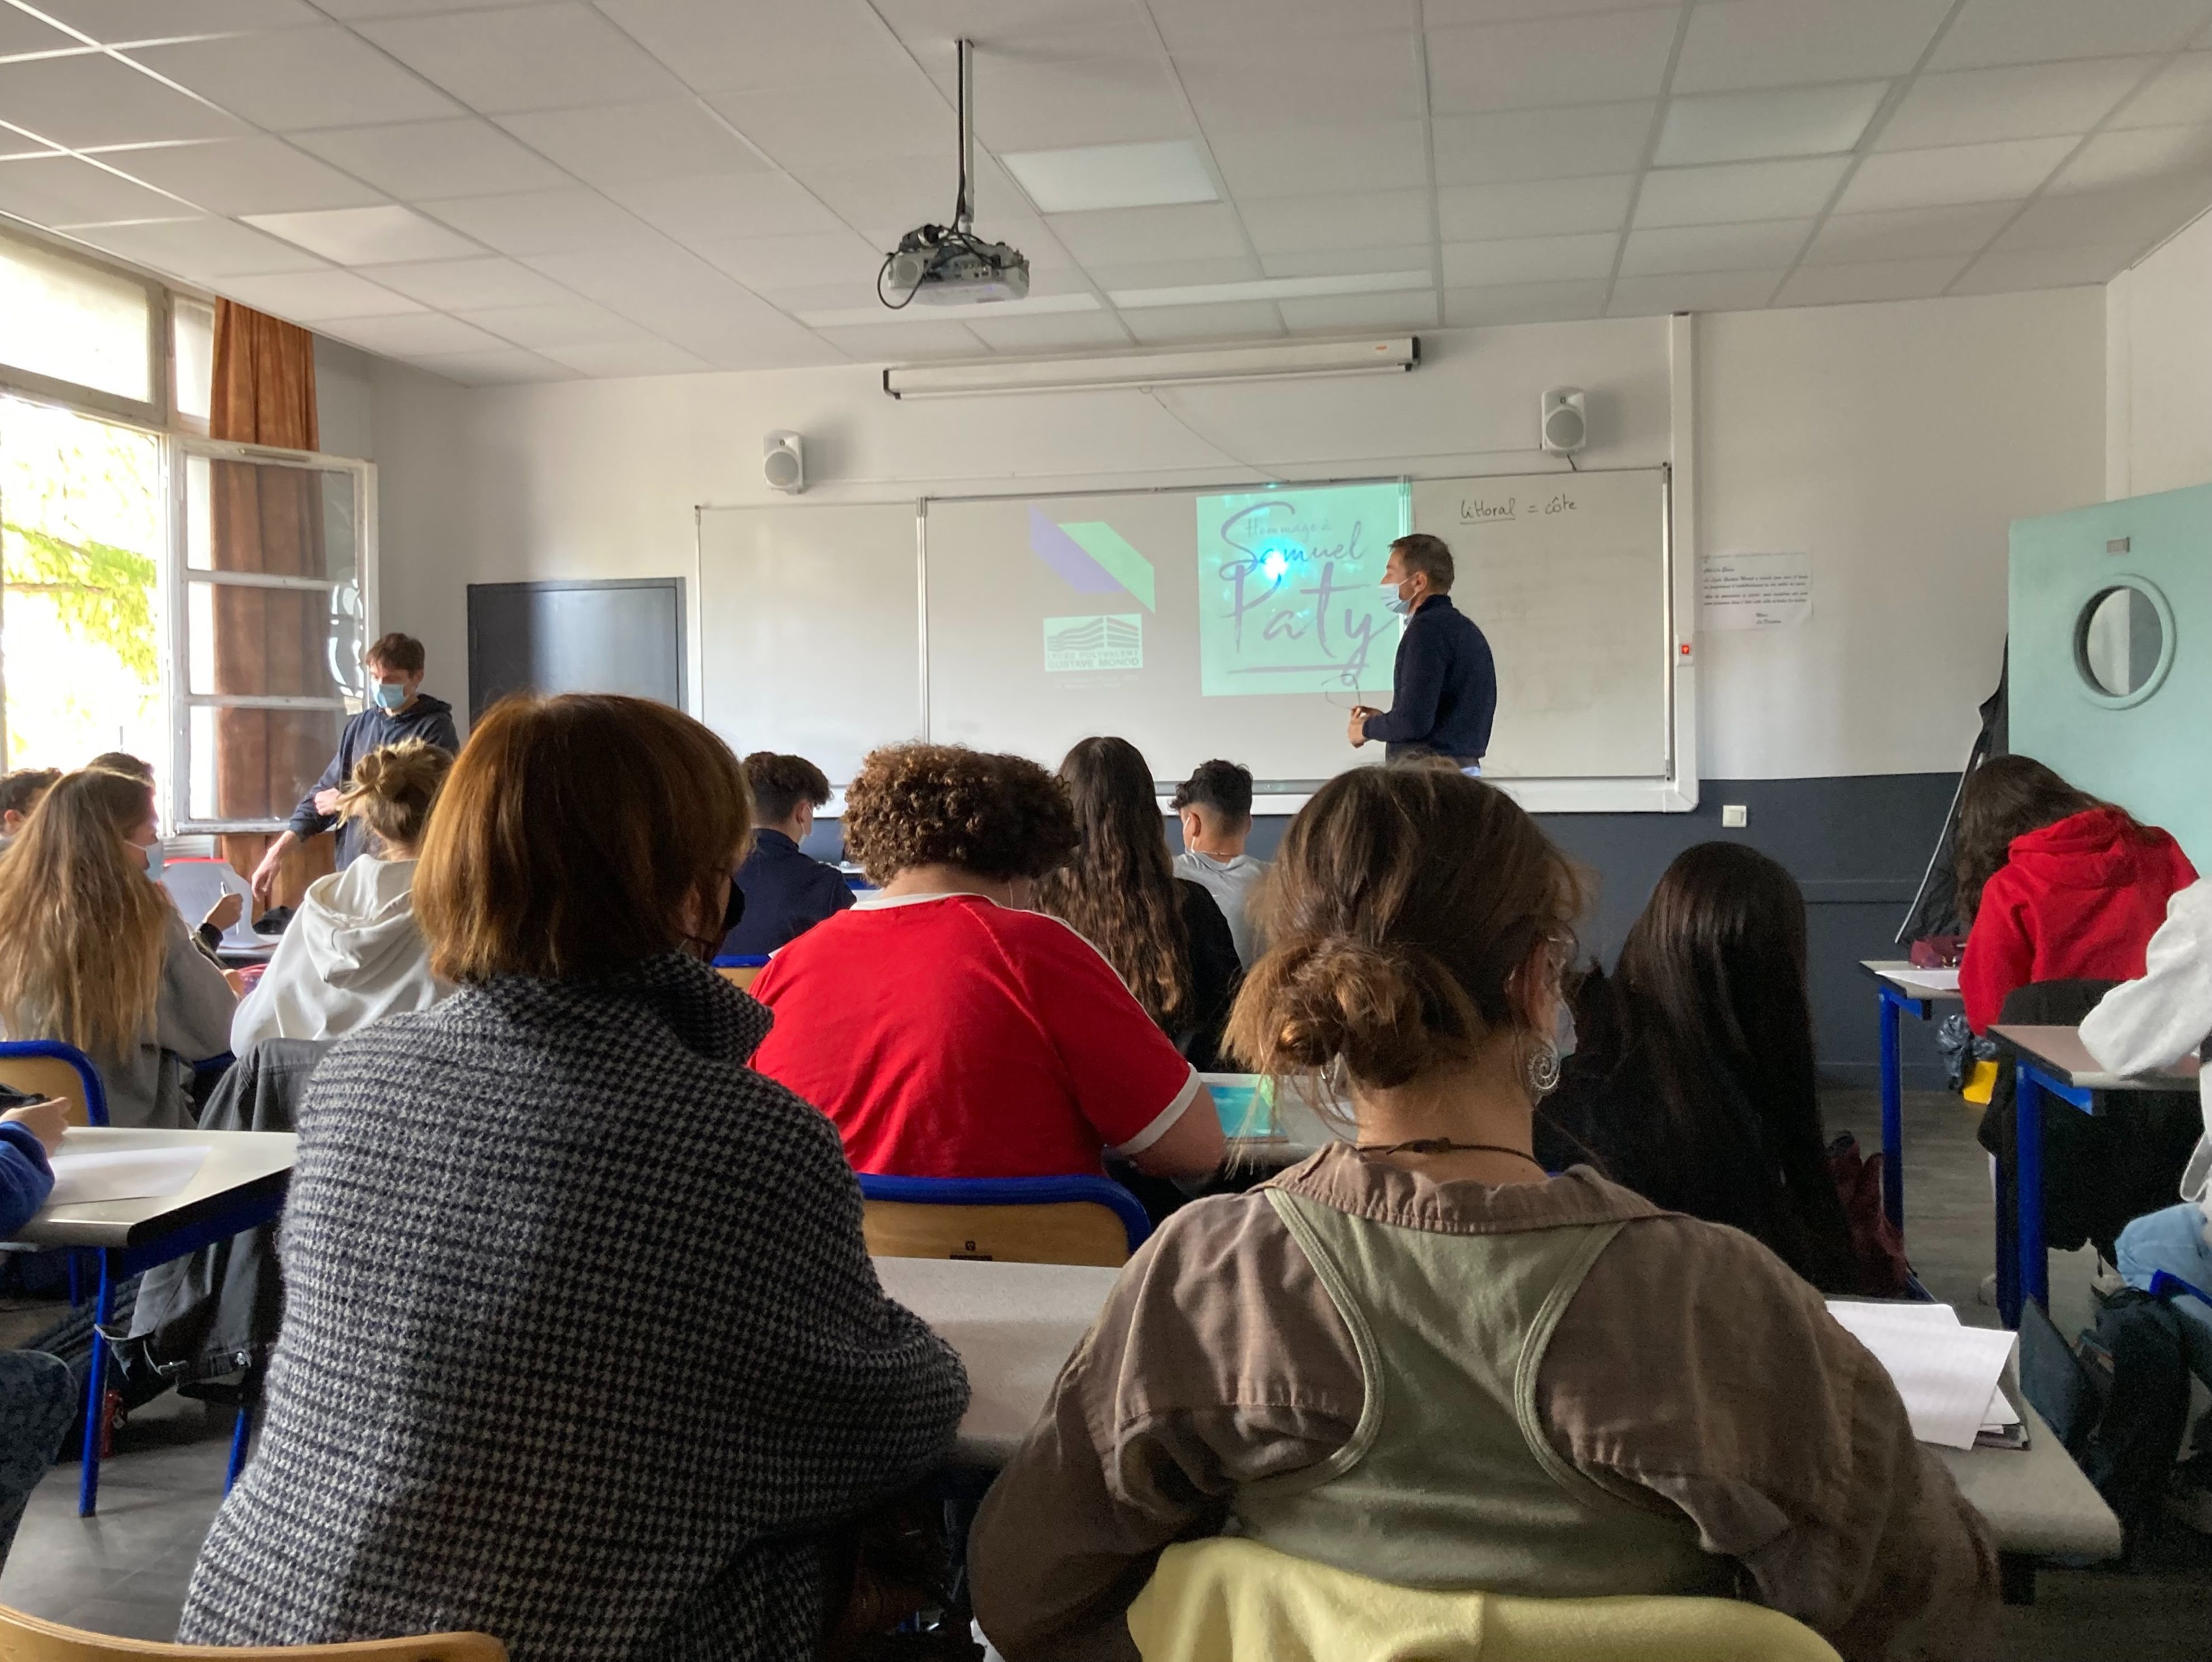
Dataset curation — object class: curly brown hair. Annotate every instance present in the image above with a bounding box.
[841,743,1077,886]
[1033,736,1193,1030]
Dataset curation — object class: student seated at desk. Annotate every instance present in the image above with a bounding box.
[180,694,968,1660]
[1956,755,2195,1034]
[721,750,852,956]
[0,768,236,1129]
[1537,843,1876,1295]
[1172,757,1269,970]
[970,768,1996,1662]
[749,742,1224,1182]
[230,740,452,1054]
[1037,736,1241,1071]
[0,1095,72,1574]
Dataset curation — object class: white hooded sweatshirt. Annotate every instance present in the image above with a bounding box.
[230,856,448,1056]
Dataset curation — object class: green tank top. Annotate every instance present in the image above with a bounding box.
[1232,1186,1731,1599]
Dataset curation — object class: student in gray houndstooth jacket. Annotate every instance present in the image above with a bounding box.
[179,694,969,1662]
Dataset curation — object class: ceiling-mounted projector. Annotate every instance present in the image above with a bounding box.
[879,39,1030,310]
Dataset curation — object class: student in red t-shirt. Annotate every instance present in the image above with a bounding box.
[748,744,1226,1182]
[1956,755,2199,1034]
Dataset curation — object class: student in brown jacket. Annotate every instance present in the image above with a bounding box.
[969,767,1997,1662]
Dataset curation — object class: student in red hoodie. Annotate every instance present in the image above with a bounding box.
[1956,756,2198,1034]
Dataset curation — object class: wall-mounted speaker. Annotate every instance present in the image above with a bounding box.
[1540,387,1587,456]
[764,430,805,493]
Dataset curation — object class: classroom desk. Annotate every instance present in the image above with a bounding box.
[1987,1025,2199,1331]
[1858,960,1967,1235]
[17,1127,296,1516]
[879,1256,2119,1589]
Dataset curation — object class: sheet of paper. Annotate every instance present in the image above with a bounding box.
[45,1144,210,1207]
[1826,1300,2018,1451]
[1885,967,1961,995]
[1700,550,1812,630]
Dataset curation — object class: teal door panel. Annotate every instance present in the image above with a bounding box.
[2011,483,2211,869]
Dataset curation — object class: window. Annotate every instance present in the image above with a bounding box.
[172,297,213,432]
[0,234,160,420]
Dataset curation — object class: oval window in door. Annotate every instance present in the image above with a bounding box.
[2074,580,2175,708]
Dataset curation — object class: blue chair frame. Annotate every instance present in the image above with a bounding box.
[0,1039,108,1127]
[857,1172,1154,1257]
[711,953,771,969]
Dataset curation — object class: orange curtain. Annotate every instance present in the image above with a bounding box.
[209,301,331,905]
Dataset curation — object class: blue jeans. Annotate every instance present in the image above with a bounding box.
[2117,1203,2212,1388]
[0,1350,72,1570]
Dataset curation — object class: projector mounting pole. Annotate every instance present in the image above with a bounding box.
[955,37,975,236]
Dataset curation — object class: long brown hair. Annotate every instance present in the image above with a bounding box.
[1226,768,1582,1090]
[1034,736,1192,1029]
[1953,755,2109,924]
[0,768,173,1057]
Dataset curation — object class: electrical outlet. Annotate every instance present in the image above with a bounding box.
[1721,804,1748,828]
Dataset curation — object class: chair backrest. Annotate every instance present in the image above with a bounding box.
[857,1172,1152,1267]
[0,1041,106,1128]
[0,1604,506,1660]
[716,965,761,991]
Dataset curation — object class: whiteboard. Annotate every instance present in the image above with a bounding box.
[697,503,920,784]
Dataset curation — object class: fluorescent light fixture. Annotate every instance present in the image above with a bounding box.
[243,204,475,264]
[1109,269,1432,309]
[1654,82,1889,168]
[882,335,1417,399]
[1001,139,1218,213]
[798,291,1099,328]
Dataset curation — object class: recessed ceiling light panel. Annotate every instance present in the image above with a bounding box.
[1655,82,1890,168]
[1002,139,1219,214]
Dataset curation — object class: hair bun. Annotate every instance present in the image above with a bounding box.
[1238,937,1451,1090]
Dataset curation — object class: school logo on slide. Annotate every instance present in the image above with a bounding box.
[1043,613,1143,673]
[1029,506,1156,610]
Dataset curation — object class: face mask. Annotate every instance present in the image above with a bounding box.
[140,840,164,879]
[1552,996,1577,1060]
[1380,580,1413,617]
[373,681,408,712]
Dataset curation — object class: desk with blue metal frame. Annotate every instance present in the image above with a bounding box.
[1858,961,1966,1238]
[14,1127,296,1517]
[1987,1025,2199,1331]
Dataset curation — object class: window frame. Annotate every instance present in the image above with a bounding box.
[0,224,170,431]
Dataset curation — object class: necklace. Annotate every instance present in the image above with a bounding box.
[1355,1137,1546,1172]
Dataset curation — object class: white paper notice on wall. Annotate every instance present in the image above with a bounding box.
[1700,551,1813,631]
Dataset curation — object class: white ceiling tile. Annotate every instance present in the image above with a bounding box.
[1439,175,1634,240]
[313,0,553,15]
[1442,231,1618,285]
[456,301,654,347]
[1108,271,1426,307]
[245,203,480,263]
[1153,0,1418,50]
[1258,245,1427,279]
[1655,82,1889,167]
[810,319,987,361]
[1276,290,1439,332]
[1930,0,2205,71]
[216,268,426,320]
[129,29,460,131]
[354,3,685,113]
[1424,0,1675,19]
[1122,300,1286,344]
[522,239,836,367]
[1773,254,1968,305]
[2115,52,2212,129]
[602,172,848,241]
[785,153,1015,233]
[1879,59,2154,151]
[409,345,576,385]
[1991,178,2212,249]
[1607,267,1783,314]
[1426,10,1679,113]
[0,132,60,162]
[1802,202,2016,263]
[2053,124,2212,192]
[317,311,507,355]
[1618,219,1812,274]
[1951,243,2138,292]
[1634,155,1850,225]
[73,214,330,276]
[961,312,1133,353]
[752,280,880,315]
[537,340,714,376]
[103,138,385,216]
[420,188,652,256]
[969,53,1192,152]
[496,100,769,188]
[1001,141,1216,214]
[707,77,946,169]
[0,13,88,54]
[0,53,246,148]
[1045,202,1251,264]
[683,230,884,292]
[292,119,570,199]
[354,255,574,308]
[1432,102,1656,185]
[1177,34,1424,131]
[0,154,187,225]
[1082,255,1261,291]
[1207,122,1426,200]
[1836,135,2080,212]
[1238,189,1429,255]
[593,0,919,93]
[30,1,320,41]
[1672,0,1949,93]
[1441,280,1608,325]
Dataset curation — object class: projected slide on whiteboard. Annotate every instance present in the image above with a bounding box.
[927,483,1407,783]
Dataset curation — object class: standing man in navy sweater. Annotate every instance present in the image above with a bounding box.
[1348,533,1497,769]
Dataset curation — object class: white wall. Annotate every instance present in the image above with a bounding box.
[314,338,376,462]
[2107,209,2212,499]
[368,289,2104,784]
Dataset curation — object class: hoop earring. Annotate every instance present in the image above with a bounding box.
[1522,1034,1561,1101]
